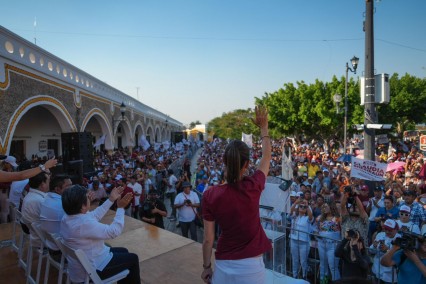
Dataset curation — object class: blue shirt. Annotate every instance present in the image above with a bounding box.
[39,192,64,249]
[375,206,399,220]
[392,249,426,284]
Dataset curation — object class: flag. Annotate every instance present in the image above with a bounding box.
[241,133,253,148]
[139,135,150,151]
[94,134,106,147]
[162,141,170,150]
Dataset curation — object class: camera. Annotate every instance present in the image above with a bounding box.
[185,199,192,205]
[344,186,356,205]
[347,229,357,239]
[392,231,424,251]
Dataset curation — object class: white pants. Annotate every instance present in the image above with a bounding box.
[212,256,265,284]
[290,239,310,278]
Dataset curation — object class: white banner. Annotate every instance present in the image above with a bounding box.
[94,134,106,147]
[139,135,150,151]
[351,157,387,181]
[241,133,253,148]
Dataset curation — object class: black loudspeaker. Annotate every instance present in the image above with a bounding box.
[50,163,64,177]
[61,132,94,174]
[171,132,184,144]
[66,160,84,185]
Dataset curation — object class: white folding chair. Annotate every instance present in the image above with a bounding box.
[9,203,19,252]
[33,225,67,284]
[56,238,129,284]
[26,222,49,284]
[16,209,30,272]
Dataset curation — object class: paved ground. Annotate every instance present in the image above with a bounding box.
[162,147,205,243]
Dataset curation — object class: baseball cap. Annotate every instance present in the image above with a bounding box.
[384,219,398,230]
[4,156,18,167]
[399,205,411,213]
[290,191,298,197]
[115,174,123,180]
[361,185,369,192]
[182,181,192,188]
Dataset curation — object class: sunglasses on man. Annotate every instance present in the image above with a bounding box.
[399,212,410,217]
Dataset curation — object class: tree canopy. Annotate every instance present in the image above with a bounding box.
[207,73,426,141]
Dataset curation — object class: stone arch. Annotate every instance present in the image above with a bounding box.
[133,120,145,148]
[154,125,161,142]
[161,127,167,142]
[1,95,76,155]
[146,125,154,144]
[115,119,132,149]
[80,108,113,150]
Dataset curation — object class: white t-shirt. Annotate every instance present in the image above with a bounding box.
[396,220,421,234]
[174,191,200,222]
[167,175,178,194]
[128,182,143,206]
[369,196,385,221]
[9,179,28,207]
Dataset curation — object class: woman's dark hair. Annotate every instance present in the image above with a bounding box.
[62,185,88,215]
[223,140,250,184]
[28,172,49,189]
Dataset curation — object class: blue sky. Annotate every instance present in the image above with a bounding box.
[2,0,425,126]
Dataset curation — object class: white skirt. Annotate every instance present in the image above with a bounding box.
[212,256,265,284]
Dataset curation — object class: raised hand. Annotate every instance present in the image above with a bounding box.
[109,186,124,202]
[117,192,133,208]
[44,157,58,169]
[87,191,96,202]
[252,105,268,130]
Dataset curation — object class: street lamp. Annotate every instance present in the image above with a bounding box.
[333,93,342,114]
[343,56,359,154]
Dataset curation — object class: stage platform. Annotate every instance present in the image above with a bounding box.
[0,212,212,284]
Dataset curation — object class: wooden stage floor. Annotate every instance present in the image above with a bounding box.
[0,212,211,284]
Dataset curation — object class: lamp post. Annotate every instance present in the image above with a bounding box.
[344,56,359,154]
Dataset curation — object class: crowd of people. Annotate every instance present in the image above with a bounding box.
[191,134,426,283]
[2,118,426,283]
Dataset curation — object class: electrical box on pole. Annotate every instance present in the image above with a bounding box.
[360,73,390,105]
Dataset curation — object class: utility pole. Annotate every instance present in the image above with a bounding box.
[136,87,140,101]
[363,0,377,161]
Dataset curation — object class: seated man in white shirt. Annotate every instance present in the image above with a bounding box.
[39,175,72,252]
[61,185,140,284]
[21,171,50,247]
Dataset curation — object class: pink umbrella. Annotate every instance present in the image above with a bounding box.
[386,161,406,172]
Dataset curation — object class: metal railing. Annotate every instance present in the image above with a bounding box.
[262,218,399,284]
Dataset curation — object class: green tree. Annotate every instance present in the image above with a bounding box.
[210,73,426,143]
[207,109,257,140]
[189,120,202,129]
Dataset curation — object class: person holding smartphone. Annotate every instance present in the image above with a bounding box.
[335,229,370,280]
